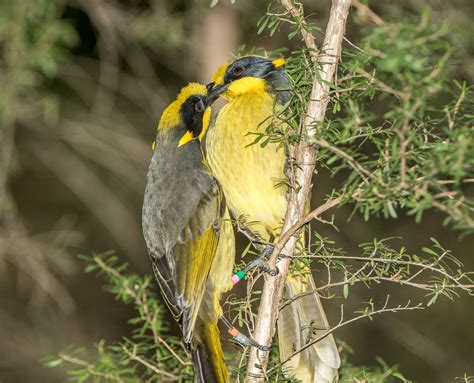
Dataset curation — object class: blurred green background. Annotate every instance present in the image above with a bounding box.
[1,1,473,382]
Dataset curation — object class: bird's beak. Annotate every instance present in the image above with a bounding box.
[206,83,229,104]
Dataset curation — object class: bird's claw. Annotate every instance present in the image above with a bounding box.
[244,257,279,276]
[232,332,271,351]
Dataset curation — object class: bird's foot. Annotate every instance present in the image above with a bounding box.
[243,243,279,276]
[220,317,271,351]
[229,244,282,289]
[284,156,299,179]
[230,331,271,351]
[243,256,279,276]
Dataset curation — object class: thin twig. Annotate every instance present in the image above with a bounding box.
[351,0,386,26]
[93,256,191,367]
[356,68,405,99]
[270,193,348,262]
[122,344,181,380]
[58,353,125,382]
[280,298,423,366]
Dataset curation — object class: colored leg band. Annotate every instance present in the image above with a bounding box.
[230,270,246,286]
[219,316,271,351]
[230,330,271,351]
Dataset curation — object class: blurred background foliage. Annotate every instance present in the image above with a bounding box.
[0,0,473,382]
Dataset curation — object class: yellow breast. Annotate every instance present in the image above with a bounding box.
[206,91,288,241]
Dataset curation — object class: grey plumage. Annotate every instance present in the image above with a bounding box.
[142,125,219,342]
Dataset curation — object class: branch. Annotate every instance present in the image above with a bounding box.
[351,0,386,26]
[58,352,125,382]
[92,256,191,366]
[269,189,363,264]
[245,1,351,380]
[122,344,181,380]
[280,297,423,367]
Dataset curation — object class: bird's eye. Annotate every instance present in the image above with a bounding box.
[195,100,205,113]
[232,65,244,77]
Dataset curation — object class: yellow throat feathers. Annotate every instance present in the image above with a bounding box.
[158,82,207,131]
[224,77,267,100]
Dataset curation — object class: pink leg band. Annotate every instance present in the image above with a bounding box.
[231,274,241,285]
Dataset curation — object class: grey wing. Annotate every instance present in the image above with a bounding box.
[142,128,221,341]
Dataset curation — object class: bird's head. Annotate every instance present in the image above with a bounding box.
[207,56,290,102]
[158,83,213,147]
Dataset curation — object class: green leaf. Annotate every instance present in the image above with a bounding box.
[427,294,438,307]
[430,237,441,247]
[44,358,64,368]
[422,247,438,256]
[257,16,269,35]
[386,201,398,218]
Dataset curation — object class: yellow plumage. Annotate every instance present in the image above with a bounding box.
[206,56,340,382]
[206,89,287,240]
[197,209,235,382]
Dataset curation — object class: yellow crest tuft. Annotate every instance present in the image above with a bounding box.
[211,63,230,86]
[272,58,285,68]
[176,82,207,103]
[158,83,207,130]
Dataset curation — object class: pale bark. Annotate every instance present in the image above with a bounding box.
[191,5,240,84]
[245,1,351,381]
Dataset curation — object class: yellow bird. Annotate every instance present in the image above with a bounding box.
[206,56,341,382]
[142,83,235,383]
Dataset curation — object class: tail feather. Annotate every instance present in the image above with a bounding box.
[191,210,233,383]
[192,320,229,383]
[278,270,340,382]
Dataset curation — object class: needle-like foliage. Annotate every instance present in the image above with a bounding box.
[41,1,474,381]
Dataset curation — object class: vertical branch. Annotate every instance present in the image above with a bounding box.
[245,1,351,380]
